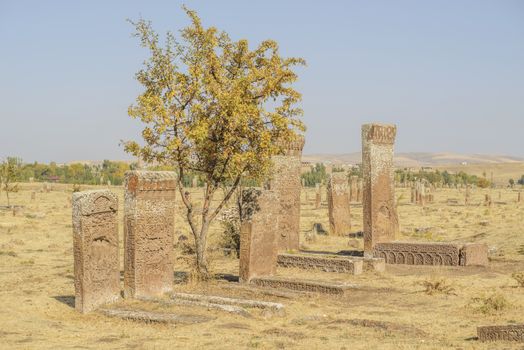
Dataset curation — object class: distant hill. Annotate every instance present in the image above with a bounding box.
[303,152,524,167]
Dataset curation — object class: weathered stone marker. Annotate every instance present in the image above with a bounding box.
[239,190,279,282]
[73,190,119,313]
[362,123,399,256]
[327,172,351,236]
[270,136,305,251]
[477,324,524,342]
[350,176,359,202]
[124,171,176,298]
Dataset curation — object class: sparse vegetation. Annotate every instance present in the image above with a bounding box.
[469,292,510,315]
[418,277,455,295]
[511,272,524,287]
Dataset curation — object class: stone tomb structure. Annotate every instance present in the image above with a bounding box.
[327,172,351,236]
[269,136,305,251]
[239,190,279,282]
[124,171,176,298]
[374,242,488,266]
[362,124,399,256]
[477,324,524,342]
[73,190,119,313]
[277,253,363,275]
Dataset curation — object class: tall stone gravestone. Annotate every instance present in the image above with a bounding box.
[73,190,119,313]
[269,136,305,251]
[124,171,176,298]
[327,172,351,236]
[362,123,399,257]
[239,189,279,282]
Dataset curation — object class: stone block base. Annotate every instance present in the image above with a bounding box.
[477,324,524,342]
[460,243,489,266]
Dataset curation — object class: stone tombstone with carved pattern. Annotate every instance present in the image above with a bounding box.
[269,136,305,251]
[73,190,119,313]
[327,172,351,236]
[349,176,359,202]
[239,189,279,282]
[124,171,176,298]
[362,123,399,256]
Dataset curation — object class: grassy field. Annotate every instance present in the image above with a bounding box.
[0,182,523,349]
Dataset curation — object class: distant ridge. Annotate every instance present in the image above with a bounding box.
[302,152,524,167]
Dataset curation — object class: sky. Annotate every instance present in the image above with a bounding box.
[0,0,523,163]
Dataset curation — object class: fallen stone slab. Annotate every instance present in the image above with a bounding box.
[277,253,363,275]
[477,324,524,342]
[172,292,284,312]
[249,277,358,295]
[99,308,212,324]
[168,298,251,317]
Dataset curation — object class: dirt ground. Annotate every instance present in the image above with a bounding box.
[0,182,523,349]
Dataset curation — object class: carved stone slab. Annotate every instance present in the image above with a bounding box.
[124,171,176,298]
[73,190,119,313]
[373,242,461,266]
[239,190,279,282]
[250,276,356,295]
[277,253,362,275]
[362,124,399,256]
[270,136,304,251]
[327,173,351,236]
[477,324,524,342]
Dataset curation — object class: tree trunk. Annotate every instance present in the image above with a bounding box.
[194,223,210,280]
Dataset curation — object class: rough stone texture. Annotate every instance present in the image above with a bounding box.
[124,171,176,298]
[459,243,489,266]
[239,190,279,282]
[269,136,305,251]
[250,276,355,295]
[352,256,386,272]
[477,324,524,342]
[277,253,363,275]
[356,179,363,203]
[315,191,321,209]
[100,308,212,324]
[327,172,351,236]
[73,190,119,313]
[171,292,284,311]
[362,124,399,256]
[374,242,461,266]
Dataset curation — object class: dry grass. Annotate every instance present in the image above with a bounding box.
[0,182,523,349]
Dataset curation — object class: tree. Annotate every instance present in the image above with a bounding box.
[509,178,515,188]
[0,157,21,207]
[124,8,305,279]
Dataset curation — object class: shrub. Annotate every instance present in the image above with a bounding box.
[470,292,510,315]
[418,277,455,295]
[511,272,524,287]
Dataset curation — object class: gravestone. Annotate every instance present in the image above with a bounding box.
[31,191,36,201]
[315,191,321,209]
[478,324,524,342]
[124,171,176,298]
[269,136,305,251]
[327,173,351,236]
[239,189,279,282]
[72,190,119,313]
[362,123,399,256]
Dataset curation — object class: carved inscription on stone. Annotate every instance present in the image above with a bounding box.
[362,123,399,256]
[124,171,176,298]
[73,190,119,313]
[239,190,279,282]
[269,136,305,251]
[478,324,524,342]
[250,277,350,295]
[327,173,351,236]
[373,242,461,266]
[277,253,363,275]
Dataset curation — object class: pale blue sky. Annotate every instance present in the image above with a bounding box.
[1,0,523,163]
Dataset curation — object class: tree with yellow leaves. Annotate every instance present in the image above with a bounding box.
[124,7,305,279]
